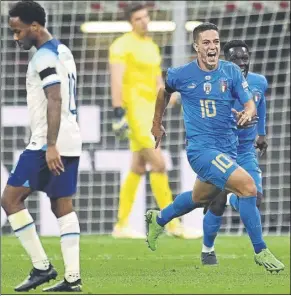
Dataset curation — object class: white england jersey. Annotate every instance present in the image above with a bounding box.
[26,39,82,156]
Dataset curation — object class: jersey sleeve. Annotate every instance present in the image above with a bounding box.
[109,37,128,65]
[231,64,253,104]
[34,49,61,89]
[165,68,178,93]
[257,76,268,136]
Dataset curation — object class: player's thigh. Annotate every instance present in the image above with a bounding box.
[45,156,79,202]
[192,178,221,204]
[225,166,257,197]
[141,146,166,173]
[237,153,263,194]
[130,151,147,175]
[187,147,238,191]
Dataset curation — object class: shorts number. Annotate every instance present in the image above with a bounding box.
[211,154,233,173]
[200,99,216,118]
[68,73,77,115]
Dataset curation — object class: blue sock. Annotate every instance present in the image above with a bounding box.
[238,196,267,253]
[203,210,223,248]
[156,191,196,226]
[229,194,239,211]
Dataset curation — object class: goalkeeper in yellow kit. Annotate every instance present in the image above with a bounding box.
[109,3,186,239]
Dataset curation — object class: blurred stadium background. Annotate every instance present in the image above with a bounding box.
[1,1,290,236]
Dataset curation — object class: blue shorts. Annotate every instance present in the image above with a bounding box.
[7,149,79,199]
[237,150,262,194]
[186,137,239,190]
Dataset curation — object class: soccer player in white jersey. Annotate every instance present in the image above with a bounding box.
[1,1,82,292]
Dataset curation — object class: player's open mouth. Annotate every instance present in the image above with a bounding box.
[207,52,217,62]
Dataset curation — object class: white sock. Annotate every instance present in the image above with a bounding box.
[58,211,80,283]
[202,244,215,253]
[8,209,50,270]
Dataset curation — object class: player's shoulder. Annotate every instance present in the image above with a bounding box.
[167,61,194,78]
[247,72,268,86]
[34,38,71,60]
[220,59,241,73]
[110,32,132,48]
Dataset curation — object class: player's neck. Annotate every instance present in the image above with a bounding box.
[35,29,53,49]
[196,58,219,72]
[132,30,148,39]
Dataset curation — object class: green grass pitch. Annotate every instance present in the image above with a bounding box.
[1,235,290,294]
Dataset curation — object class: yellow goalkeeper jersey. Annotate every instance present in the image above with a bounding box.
[109,31,162,106]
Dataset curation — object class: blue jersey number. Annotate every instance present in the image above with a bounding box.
[200,99,216,118]
[68,73,77,115]
[211,153,233,173]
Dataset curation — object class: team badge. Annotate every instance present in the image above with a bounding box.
[205,76,211,80]
[220,79,228,92]
[203,82,212,94]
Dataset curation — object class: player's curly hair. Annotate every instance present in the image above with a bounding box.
[9,0,46,27]
[223,40,249,56]
[124,3,147,21]
[193,22,218,43]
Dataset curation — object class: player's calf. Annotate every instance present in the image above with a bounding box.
[202,191,227,264]
[51,199,81,285]
[226,167,267,255]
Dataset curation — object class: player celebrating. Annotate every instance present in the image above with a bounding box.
[1,1,82,292]
[109,3,187,239]
[145,22,284,273]
[201,40,269,265]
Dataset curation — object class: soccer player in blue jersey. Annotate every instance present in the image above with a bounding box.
[1,1,82,292]
[145,23,284,272]
[201,40,270,265]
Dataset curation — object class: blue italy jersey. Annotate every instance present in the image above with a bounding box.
[166,60,253,149]
[233,72,268,154]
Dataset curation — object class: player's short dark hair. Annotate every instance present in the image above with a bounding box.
[223,40,250,56]
[193,22,219,43]
[9,0,46,27]
[124,3,147,21]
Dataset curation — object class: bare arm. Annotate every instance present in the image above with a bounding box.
[44,83,64,175]
[156,75,179,107]
[151,87,172,148]
[45,84,62,146]
[110,63,125,108]
[152,87,172,125]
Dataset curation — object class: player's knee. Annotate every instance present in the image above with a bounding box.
[151,161,166,173]
[239,178,257,197]
[131,165,146,175]
[1,187,29,214]
[51,197,74,218]
[191,192,205,206]
[209,192,227,216]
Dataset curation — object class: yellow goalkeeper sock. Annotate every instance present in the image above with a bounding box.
[116,171,141,228]
[150,172,174,209]
[150,172,181,230]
